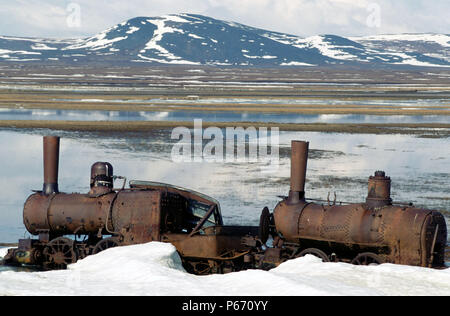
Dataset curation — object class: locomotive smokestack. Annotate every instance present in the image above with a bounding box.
[366,170,392,209]
[289,140,309,203]
[43,136,60,195]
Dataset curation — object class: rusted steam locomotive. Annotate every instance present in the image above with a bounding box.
[3,136,257,274]
[2,136,448,273]
[250,141,447,269]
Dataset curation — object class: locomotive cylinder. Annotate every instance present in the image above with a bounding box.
[42,136,60,195]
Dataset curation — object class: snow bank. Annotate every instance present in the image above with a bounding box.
[0,247,8,258]
[0,242,449,296]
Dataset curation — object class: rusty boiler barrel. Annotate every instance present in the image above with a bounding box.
[23,190,162,239]
[23,192,115,235]
[273,200,447,267]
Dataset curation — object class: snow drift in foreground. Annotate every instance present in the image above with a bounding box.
[0,243,449,296]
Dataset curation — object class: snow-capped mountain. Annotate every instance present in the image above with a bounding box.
[0,13,449,68]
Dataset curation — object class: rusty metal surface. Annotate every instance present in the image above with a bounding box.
[162,233,245,260]
[24,192,113,235]
[111,190,161,244]
[130,181,221,212]
[89,162,114,196]
[271,139,448,268]
[42,136,60,195]
[290,141,309,194]
[366,171,392,208]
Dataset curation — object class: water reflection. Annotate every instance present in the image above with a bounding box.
[52,97,449,108]
[0,129,448,243]
[0,108,449,124]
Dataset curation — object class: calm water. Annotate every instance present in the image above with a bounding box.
[52,97,450,108]
[0,108,449,124]
[0,129,448,244]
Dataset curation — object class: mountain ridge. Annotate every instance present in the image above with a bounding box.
[0,13,449,68]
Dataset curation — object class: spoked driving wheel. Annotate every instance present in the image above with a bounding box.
[93,237,120,255]
[43,237,78,270]
[351,252,383,266]
[258,207,271,245]
[296,248,330,262]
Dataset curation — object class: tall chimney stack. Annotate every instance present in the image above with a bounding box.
[288,140,309,203]
[43,136,60,195]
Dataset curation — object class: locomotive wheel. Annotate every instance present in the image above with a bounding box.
[296,248,330,262]
[351,252,383,266]
[93,237,120,255]
[258,207,271,245]
[43,237,78,270]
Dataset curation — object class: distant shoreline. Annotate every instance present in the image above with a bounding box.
[0,120,449,138]
[1,102,450,116]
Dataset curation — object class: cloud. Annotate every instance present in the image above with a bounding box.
[0,0,448,38]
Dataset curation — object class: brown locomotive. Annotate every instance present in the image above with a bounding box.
[251,141,448,269]
[2,136,448,273]
[3,136,257,274]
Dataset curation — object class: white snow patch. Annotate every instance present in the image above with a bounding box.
[351,33,450,48]
[262,55,277,59]
[64,27,128,51]
[303,36,358,60]
[1,242,449,296]
[260,32,304,46]
[188,33,204,39]
[31,43,57,50]
[0,49,41,55]
[0,247,8,258]
[4,58,41,62]
[160,14,190,23]
[126,26,140,34]
[137,54,200,65]
[243,54,277,59]
[280,61,316,66]
[381,51,450,67]
[140,17,186,61]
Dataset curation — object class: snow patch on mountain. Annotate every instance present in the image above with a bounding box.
[351,33,450,48]
[64,28,128,51]
[303,36,359,60]
[31,43,57,50]
[281,61,315,66]
[139,16,189,63]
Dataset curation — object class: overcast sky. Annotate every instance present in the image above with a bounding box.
[1,0,449,38]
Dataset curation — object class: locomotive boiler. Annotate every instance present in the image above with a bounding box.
[252,141,448,268]
[3,136,257,274]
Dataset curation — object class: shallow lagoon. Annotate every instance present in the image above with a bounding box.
[0,108,449,124]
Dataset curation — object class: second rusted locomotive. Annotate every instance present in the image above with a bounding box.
[2,136,448,273]
[250,141,447,268]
